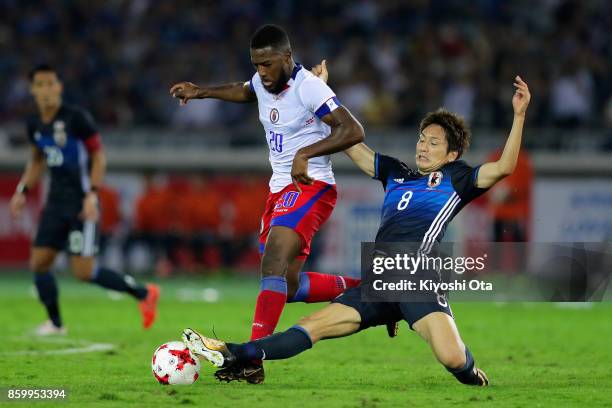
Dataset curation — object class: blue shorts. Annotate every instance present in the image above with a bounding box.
[332,285,454,329]
[34,204,100,257]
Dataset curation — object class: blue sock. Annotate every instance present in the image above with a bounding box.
[447,347,481,385]
[287,272,310,303]
[34,273,62,328]
[91,266,148,300]
[228,325,313,362]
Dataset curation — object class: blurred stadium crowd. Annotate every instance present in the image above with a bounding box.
[1,0,611,131]
[1,0,611,273]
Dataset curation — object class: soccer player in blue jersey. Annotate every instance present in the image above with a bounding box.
[181,67,531,386]
[10,65,160,335]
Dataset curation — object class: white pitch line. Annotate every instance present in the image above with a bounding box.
[2,337,115,356]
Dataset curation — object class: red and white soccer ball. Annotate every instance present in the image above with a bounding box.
[152,341,201,385]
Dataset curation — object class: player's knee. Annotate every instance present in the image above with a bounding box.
[437,346,467,370]
[73,264,94,281]
[30,259,43,273]
[260,251,288,277]
[30,257,52,273]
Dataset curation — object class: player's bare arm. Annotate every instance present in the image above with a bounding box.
[310,59,375,178]
[10,146,46,218]
[343,143,376,177]
[170,81,256,105]
[80,149,106,221]
[476,76,531,188]
[291,107,365,188]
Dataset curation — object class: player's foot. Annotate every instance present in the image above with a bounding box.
[386,321,399,338]
[139,284,160,329]
[182,328,235,368]
[214,363,265,384]
[475,368,489,386]
[34,320,67,336]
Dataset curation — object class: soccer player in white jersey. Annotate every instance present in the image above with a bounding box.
[170,24,365,383]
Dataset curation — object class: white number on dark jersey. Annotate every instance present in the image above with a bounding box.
[397,191,413,210]
[44,146,64,167]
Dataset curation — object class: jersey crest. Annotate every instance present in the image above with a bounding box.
[269,108,279,124]
[53,120,67,147]
[427,171,443,188]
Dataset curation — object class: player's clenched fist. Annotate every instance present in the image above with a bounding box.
[170,82,203,106]
[512,76,530,117]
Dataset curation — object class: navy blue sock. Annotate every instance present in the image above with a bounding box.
[228,326,313,363]
[34,273,62,328]
[447,347,481,385]
[91,266,148,300]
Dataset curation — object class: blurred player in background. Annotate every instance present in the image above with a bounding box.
[486,149,533,243]
[181,67,531,387]
[10,65,159,335]
[484,149,533,272]
[170,24,365,383]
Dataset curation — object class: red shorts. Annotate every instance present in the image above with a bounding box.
[259,181,337,259]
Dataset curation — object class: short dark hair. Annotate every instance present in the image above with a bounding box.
[250,24,291,52]
[28,64,59,81]
[419,108,471,158]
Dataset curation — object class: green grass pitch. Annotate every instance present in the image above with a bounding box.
[0,273,610,407]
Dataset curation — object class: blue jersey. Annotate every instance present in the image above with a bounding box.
[373,153,489,252]
[26,104,99,206]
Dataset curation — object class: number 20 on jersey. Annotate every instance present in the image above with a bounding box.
[269,131,283,153]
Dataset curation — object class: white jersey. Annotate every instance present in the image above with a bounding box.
[248,64,341,193]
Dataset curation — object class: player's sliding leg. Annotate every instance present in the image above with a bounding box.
[31,247,66,335]
[183,303,361,383]
[241,302,361,360]
[412,312,489,386]
[70,256,160,329]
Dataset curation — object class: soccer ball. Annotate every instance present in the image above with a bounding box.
[152,341,201,385]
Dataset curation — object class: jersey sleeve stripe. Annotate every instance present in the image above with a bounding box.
[77,142,91,192]
[314,96,341,119]
[248,79,255,93]
[84,133,102,153]
[373,153,380,179]
[472,165,482,186]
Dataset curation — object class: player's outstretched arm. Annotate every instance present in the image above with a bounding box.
[10,146,45,218]
[344,143,375,177]
[310,60,374,177]
[291,106,365,187]
[476,76,531,188]
[170,81,256,105]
